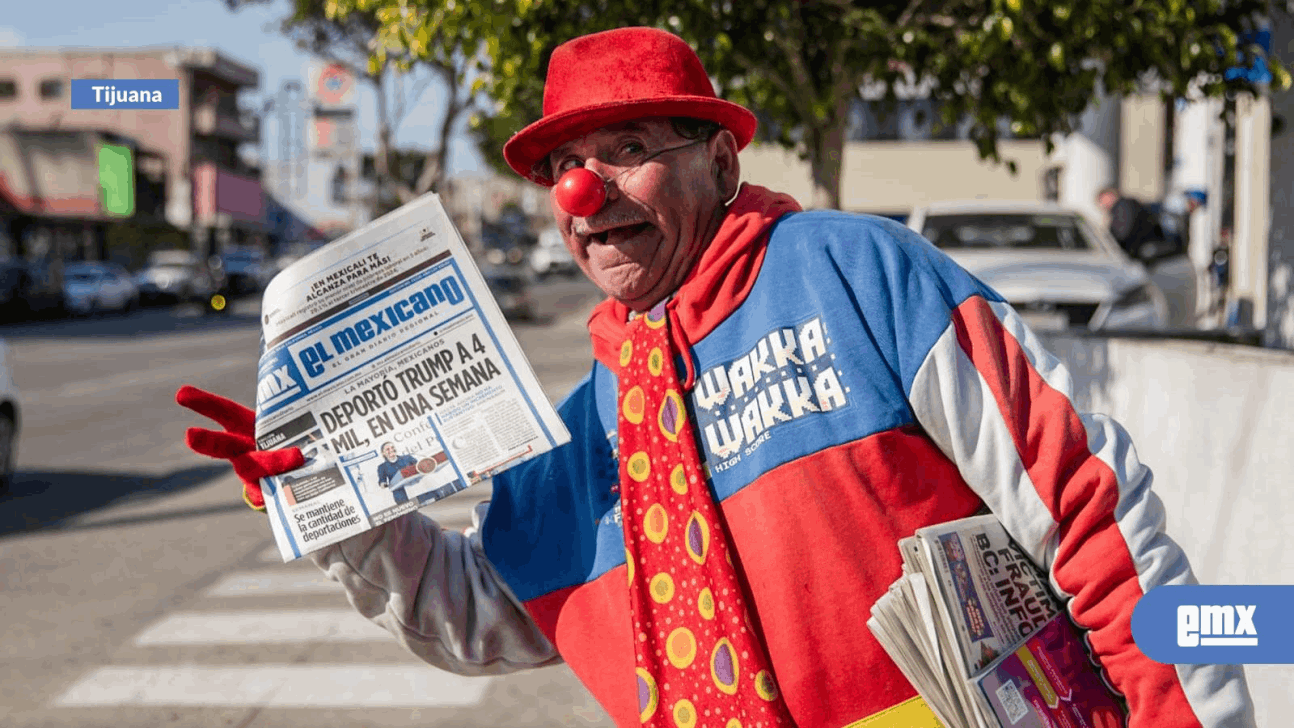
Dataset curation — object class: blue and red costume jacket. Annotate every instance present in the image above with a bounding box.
[310,186,1253,728]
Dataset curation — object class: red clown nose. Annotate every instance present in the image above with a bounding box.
[554,167,607,217]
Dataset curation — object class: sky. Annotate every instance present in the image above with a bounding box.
[0,0,487,177]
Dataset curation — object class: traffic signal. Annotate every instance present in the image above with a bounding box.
[99,143,135,217]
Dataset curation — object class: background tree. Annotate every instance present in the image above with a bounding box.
[328,0,1287,210]
[227,0,479,212]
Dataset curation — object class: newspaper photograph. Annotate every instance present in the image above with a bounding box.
[915,515,1063,675]
[252,193,571,561]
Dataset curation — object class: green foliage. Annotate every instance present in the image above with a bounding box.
[320,0,1286,203]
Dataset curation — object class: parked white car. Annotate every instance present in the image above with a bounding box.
[62,262,141,316]
[529,227,578,278]
[906,201,1168,332]
[0,337,21,493]
[134,250,219,305]
[220,248,273,296]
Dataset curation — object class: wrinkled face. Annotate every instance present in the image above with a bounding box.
[382,444,397,462]
[547,118,739,311]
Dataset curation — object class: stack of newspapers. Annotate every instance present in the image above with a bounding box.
[867,515,1128,728]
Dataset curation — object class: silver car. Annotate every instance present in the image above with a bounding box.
[529,227,578,278]
[62,262,141,317]
[134,250,219,305]
[906,201,1168,332]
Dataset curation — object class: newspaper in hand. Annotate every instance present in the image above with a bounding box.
[868,515,1127,728]
[253,194,571,561]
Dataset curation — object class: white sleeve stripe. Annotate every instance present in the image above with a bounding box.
[910,297,1250,725]
[908,320,1066,594]
[984,301,1192,598]
[911,299,1199,597]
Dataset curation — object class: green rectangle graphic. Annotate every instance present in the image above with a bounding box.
[99,144,135,217]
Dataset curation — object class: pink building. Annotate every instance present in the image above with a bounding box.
[0,46,263,264]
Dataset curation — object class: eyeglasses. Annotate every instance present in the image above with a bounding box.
[543,137,708,187]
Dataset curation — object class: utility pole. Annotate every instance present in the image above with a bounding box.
[272,80,306,202]
[1228,91,1272,331]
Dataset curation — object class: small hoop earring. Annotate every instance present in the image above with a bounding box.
[724,180,742,206]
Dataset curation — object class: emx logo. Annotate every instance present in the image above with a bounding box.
[256,349,305,413]
[1133,585,1292,664]
[1177,605,1257,647]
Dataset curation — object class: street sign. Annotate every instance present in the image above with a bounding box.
[308,62,356,109]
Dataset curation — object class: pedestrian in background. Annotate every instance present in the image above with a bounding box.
[1097,185,1167,262]
[180,27,1252,728]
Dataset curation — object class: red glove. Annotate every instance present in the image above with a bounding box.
[176,385,304,511]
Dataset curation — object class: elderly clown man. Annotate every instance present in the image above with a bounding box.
[179,26,1252,728]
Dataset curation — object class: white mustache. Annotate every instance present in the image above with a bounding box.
[572,210,650,237]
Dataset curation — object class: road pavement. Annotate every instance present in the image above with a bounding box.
[0,276,616,728]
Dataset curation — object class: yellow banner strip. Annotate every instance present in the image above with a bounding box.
[841,695,946,728]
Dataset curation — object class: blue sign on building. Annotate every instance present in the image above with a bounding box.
[71,80,180,110]
[1225,27,1273,85]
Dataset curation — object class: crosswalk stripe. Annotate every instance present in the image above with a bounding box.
[204,570,340,597]
[53,664,491,708]
[134,609,389,645]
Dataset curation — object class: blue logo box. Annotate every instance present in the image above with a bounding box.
[1132,584,1294,664]
[71,79,179,110]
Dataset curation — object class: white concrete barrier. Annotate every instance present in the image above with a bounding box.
[1038,333,1294,725]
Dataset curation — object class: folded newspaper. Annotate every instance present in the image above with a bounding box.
[867,515,1128,728]
[252,194,571,561]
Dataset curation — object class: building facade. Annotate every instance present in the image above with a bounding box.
[738,89,1147,227]
[258,61,368,247]
[0,46,262,266]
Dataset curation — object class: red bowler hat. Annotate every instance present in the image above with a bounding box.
[502,27,758,185]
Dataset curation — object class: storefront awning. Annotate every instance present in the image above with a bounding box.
[0,128,109,220]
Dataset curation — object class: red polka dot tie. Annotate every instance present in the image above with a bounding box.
[618,302,796,727]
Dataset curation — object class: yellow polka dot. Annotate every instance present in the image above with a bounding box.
[670,464,687,494]
[666,627,696,669]
[672,698,697,728]
[627,451,651,482]
[656,389,684,443]
[648,347,664,376]
[622,385,645,424]
[619,340,633,367]
[649,572,675,603]
[725,720,743,728]
[754,670,780,701]
[684,511,710,565]
[637,668,658,722]
[710,638,739,695]
[698,588,715,620]
[644,503,669,544]
[625,548,634,585]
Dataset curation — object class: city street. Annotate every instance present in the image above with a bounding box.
[0,274,616,728]
[3,5,1292,725]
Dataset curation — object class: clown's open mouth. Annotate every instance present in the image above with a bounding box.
[593,222,653,245]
